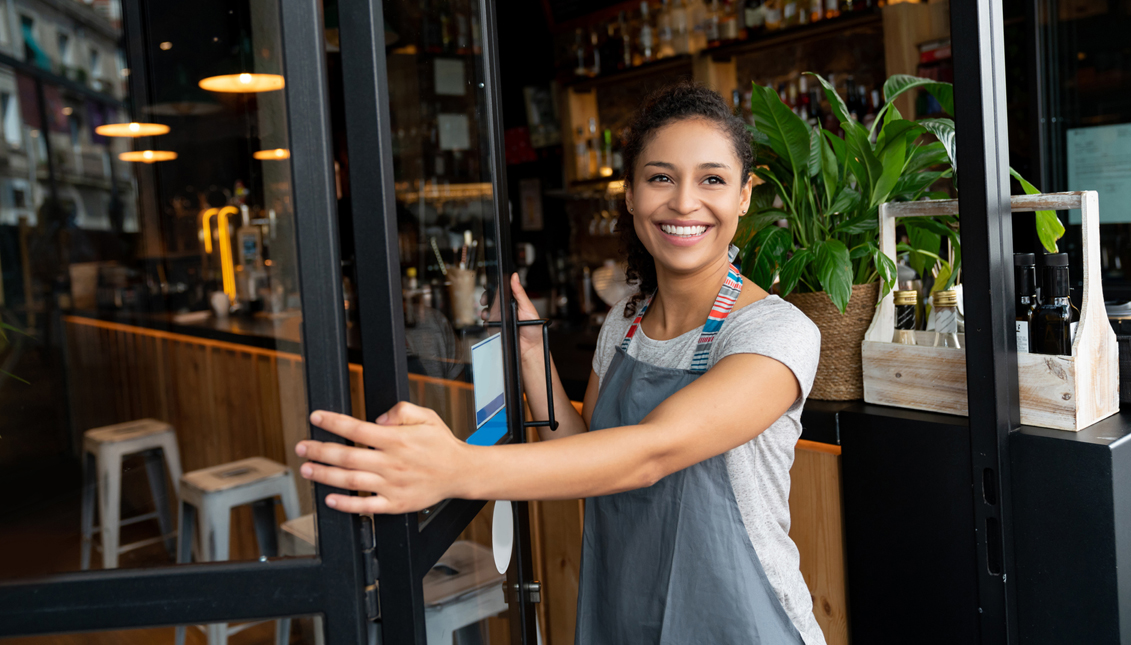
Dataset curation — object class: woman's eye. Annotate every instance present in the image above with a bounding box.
[647,174,672,183]
[704,176,726,185]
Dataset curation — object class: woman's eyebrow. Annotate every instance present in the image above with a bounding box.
[643,161,732,170]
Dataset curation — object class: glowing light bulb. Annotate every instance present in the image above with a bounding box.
[239,73,252,84]
[143,150,154,160]
[129,122,140,133]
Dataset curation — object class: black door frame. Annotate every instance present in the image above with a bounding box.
[0,1,370,642]
[336,0,538,641]
[951,0,1022,641]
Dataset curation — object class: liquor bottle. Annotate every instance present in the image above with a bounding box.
[705,0,721,45]
[637,2,655,65]
[688,0,708,52]
[860,86,877,130]
[932,290,961,349]
[839,0,856,15]
[672,0,691,53]
[798,75,812,123]
[575,127,590,180]
[764,0,782,30]
[657,0,676,57]
[620,12,633,67]
[786,79,799,114]
[732,88,743,114]
[845,76,859,121]
[797,0,810,24]
[745,0,765,34]
[810,0,824,22]
[1032,253,1075,355]
[587,117,600,178]
[1014,253,1037,353]
[573,29,588,76]
[893,290,918,345]
[824,0,840,18]
[783,0,799,27]
[720,0,740,40]
[600,20,624,74]
[589,27,601,76]
[454,0,470,53]
[601,129,615,177]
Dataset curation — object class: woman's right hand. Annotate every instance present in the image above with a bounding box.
[479,273,545,362]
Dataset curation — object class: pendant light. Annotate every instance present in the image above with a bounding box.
[95,122,170,137]
[119,150,177,163]
[253,148,290,160]
[198,72,284,93]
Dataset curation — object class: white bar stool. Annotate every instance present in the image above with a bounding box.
[273,514,537,645]
[80,419,182,570]
[175,457,301,645]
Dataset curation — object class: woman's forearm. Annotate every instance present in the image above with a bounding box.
[520,347,587,440]
[462,422,660,501]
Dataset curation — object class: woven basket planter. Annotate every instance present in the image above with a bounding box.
[786,282,880,401]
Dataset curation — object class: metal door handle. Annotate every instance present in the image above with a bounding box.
[486,302,558,431]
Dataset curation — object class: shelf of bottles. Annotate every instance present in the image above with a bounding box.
[561,0,883,87]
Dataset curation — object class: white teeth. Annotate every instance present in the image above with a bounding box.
[660,224,707,237]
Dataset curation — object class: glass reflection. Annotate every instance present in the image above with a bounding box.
[0,0,318,580]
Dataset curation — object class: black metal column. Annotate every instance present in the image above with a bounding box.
[279,1,371,644]
[950,0,1020,641]
[334,1,425,642]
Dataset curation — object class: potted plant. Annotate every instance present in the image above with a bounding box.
[737,73,1063,400]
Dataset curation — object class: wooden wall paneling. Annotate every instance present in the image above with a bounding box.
[788,445,848,645]
[881,2,934,119]
[278,355,313,515]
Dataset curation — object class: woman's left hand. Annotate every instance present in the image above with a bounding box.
[296,402,470,514]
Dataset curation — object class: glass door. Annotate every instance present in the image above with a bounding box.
[333,0,539,642]
[0,0,370,642]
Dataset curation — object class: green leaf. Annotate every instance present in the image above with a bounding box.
[808,72,853,129]
[904,223,942,278]
[828,187,862,215]
[882,74,955,116]
[875,118,922,154]
[905,141,951,174]
[872,247,898,299]
[918,118,957,174]
[843,125,882,202]
[743,225,791,291]
[779,249,813,296]
[750,82,814,177]
[750,182,776,211]
[891,169,949,199]
[1010,167,1064,253]
[872,133,907,207]
[849,244,872,259]
[813,239,854,314]
[833,210,878,235]
[808,126,822,178]
[819,132,839,204]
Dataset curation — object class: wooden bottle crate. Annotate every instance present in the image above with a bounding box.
[861,191,1119,431]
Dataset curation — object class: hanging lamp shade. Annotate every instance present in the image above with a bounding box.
[199,73,285,93]
[147,64,222,117]
[119,150,177,163]
[253,148,290,160]
[95,122,170,137]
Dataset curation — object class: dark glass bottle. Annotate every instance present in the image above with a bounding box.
[1032,253,1073,356]
[892,289,917,345]
[1014,253,1037,353]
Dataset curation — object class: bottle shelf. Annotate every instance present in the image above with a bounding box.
[562,54,694,91]
[701,9,882,61]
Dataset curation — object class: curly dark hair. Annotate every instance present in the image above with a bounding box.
[617,81,754,317]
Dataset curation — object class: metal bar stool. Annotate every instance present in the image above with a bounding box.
[175,457,301,645]
[80,419,182,570]
[273,514,537,645]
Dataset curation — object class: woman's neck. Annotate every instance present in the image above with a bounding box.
[642,253,733,341]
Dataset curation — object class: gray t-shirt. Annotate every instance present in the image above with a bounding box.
[592,293,826,645]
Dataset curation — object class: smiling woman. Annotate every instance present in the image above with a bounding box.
[300,83,827,645]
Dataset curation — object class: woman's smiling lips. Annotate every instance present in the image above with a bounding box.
[655,220,713,246]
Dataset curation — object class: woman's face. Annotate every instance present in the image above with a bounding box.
[625,118,752,278]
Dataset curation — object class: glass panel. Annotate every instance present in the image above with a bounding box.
[358,0,507,447]
[0,0,322,579]
[0,616,323,645]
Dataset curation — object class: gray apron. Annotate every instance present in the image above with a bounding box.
[575,249,805,644]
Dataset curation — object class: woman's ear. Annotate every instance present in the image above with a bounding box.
[739,173,754,216]
[624,183,634,213]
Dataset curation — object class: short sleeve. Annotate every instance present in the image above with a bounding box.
[712,297,821,404]
[591,296,634,385]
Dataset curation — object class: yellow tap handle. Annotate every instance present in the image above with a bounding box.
[201,207,218,254]
[217,206,239,303]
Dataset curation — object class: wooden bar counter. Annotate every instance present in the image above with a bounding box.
[62,312,848,645]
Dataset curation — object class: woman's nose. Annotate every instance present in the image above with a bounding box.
[670,183,701,215]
